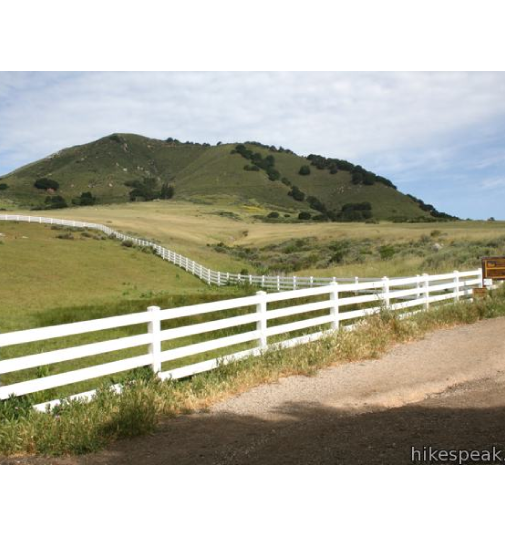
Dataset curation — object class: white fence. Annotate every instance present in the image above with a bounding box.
[0,268,483,410]
[0,214,381,289]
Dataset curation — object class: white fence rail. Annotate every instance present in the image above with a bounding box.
[0,214,382,289]
[0,268,483,410]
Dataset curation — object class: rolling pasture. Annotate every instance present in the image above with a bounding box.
[12,199,505,277]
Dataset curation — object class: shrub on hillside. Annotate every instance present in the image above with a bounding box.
[160,183,174,199]
[45,195,67,209]
[288,186,305,202]
[299,165,311,176]
[298,211,312,220]
[125,178,173,202]
[72,192,96,206]
[267,212,280,219]
[0,183,8,190]
[34,178,60,191]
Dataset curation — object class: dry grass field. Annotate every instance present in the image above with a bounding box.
[6,199,505,277]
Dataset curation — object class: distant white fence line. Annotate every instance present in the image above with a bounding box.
[0,214,382,289]
[0,267,483,410]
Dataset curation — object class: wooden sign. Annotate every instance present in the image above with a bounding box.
[473,287,488,299]
[482,257,505,280]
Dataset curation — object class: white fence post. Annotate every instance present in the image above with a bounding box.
[147,306,161,374]
[382,276,390,308]
[217,272,221,286]
[256,291,268,349]
[453,270,460,302]
[354,276,359,296]
[277,275,280,291]
[478,267,484,287]
[293,276,297,290]
[416,275,421,299]
[422,273,430,310]
[330,281,339,330]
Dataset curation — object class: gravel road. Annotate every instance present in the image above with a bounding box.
[6,317,505,464]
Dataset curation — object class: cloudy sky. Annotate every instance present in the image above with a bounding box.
[1,71,504,219]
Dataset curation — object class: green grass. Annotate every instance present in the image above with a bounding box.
[2,285,505,457]
[0,133,441,221]
[0,221,212,333]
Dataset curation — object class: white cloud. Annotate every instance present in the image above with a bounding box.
[481,177,505,190]
[1,72,505,173]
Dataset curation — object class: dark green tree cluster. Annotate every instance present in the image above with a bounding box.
[298,211,312,220]
[232,144,283,182]
[125,178,174,202]
[165,137,210,147]
[307,154,397,189]
[288,185,305,201]
[72,192,96,206]
[335,202,373,222]
[0,183,8,191]
[406,195,458,220]
[244,165,260,172]
[34,178,60,191]
[307,196,327,214]
[308,154,349,173]
[243,141,295,154]
[45,195,67,209]
[351,166,394,187]
[160,183,174,199]
[299,165,311,176]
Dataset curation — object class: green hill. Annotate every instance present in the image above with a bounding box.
[0,133,454,221]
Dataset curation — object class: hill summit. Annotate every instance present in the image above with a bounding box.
[0,133,456,221]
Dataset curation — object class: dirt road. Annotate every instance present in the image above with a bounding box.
[8,317,505,464]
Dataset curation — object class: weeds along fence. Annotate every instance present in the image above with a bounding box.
[0,214,381,288]
[0,268,483,410]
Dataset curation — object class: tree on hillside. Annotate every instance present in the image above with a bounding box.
[299,165,311,176]
[160,183,174,199]
[45,195,67,209]
[72,191,96,206]
[288,186,305,202]
[34,178,60,191]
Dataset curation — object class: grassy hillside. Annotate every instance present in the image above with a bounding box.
[0,134,208,207]
[0,220,216,332]
[0,134,448,221]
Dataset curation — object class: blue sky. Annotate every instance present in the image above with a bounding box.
[0,71,504,219]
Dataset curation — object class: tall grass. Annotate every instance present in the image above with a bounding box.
[1,286,505,457]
